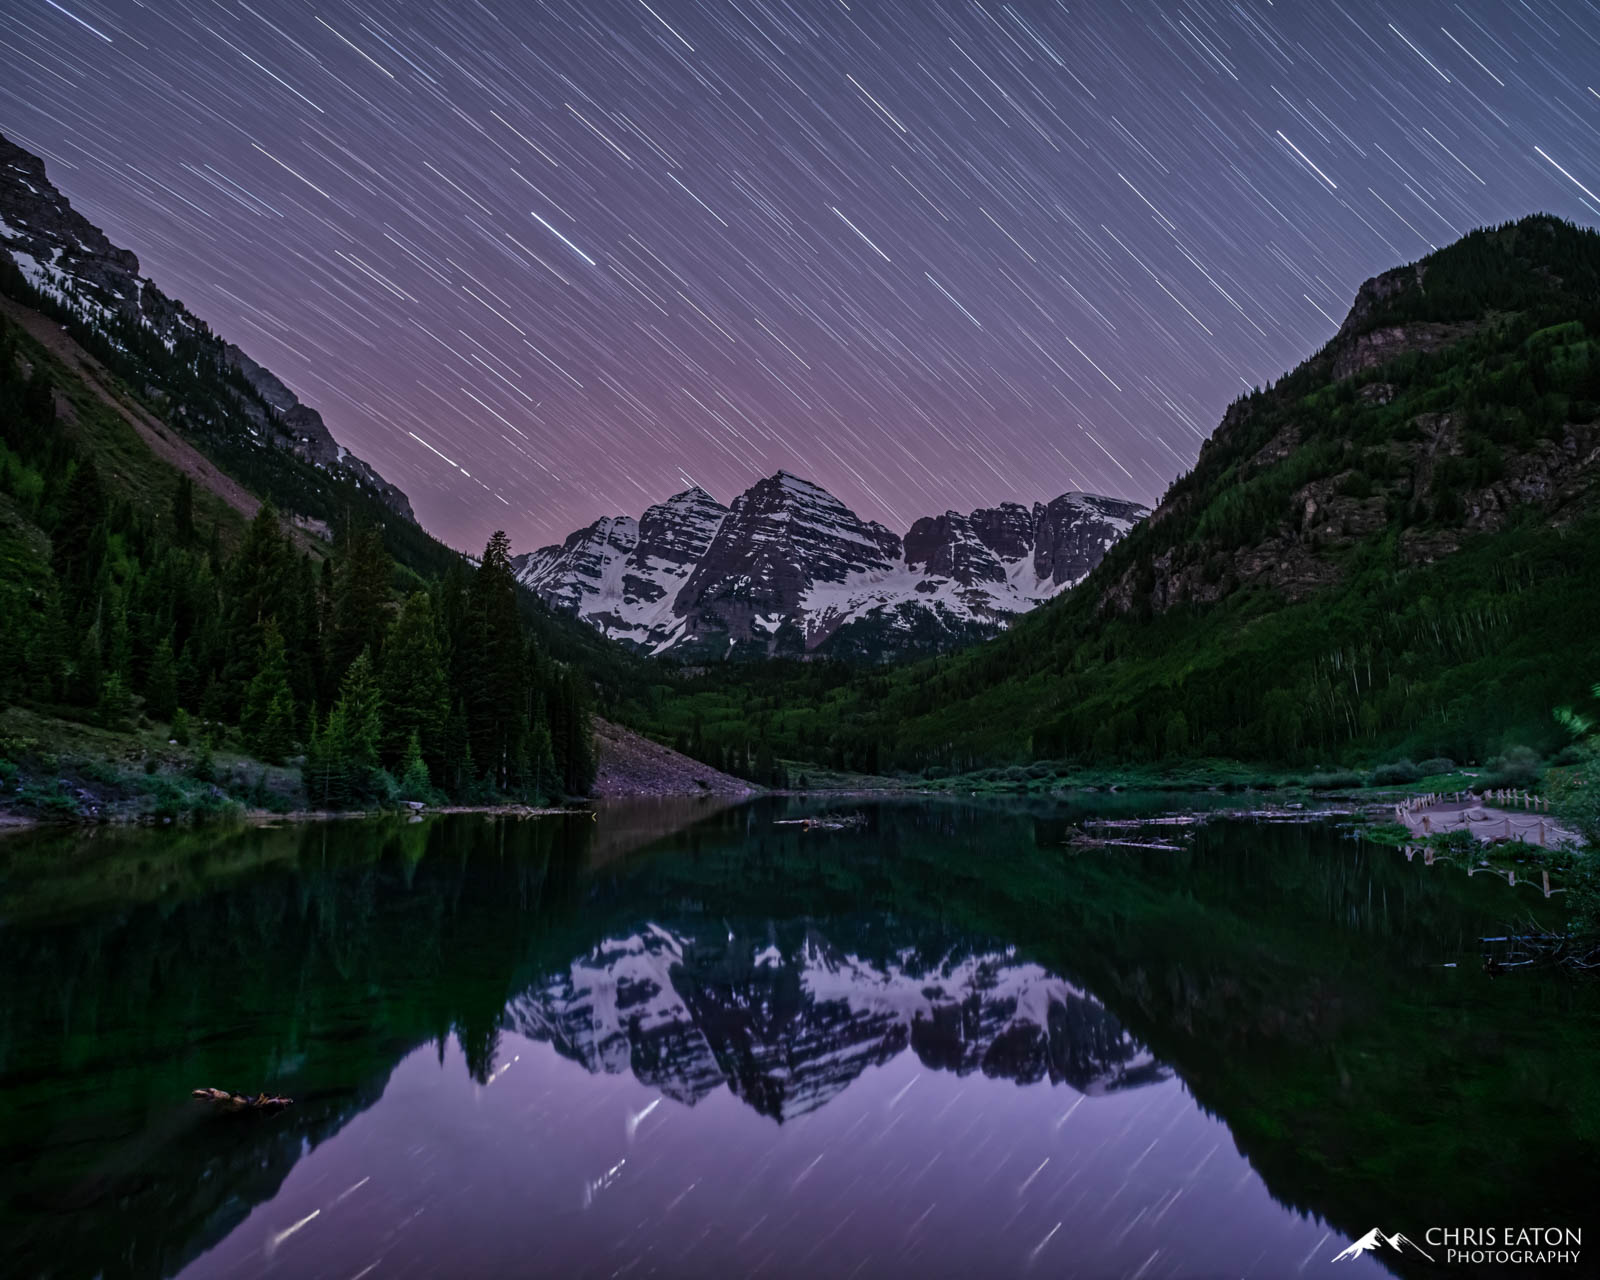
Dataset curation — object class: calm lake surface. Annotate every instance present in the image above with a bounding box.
[2,797,1596,1279]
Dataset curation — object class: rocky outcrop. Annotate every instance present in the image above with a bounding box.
[673,471,904,653]
[516,472,1147,660]
[590,718,756,797]
[1096,225,1600,620]
[0,132,415,525]
[1331,320,1478,381]
[1102,411,1600,617]
[1033,493,1150,586]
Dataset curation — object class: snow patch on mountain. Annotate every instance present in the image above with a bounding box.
[514,471,1148,660]
[0,132,416,524]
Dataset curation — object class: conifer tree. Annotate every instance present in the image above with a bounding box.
[437,700,473,800]
[527,707,558,801]
[220,503,292,717]
[305,652,383,806]
[283,554,322,706]
[97,671,132,730]
[338,648,383,779]
[52,455,107,600]
[70,618,103,708]
[145,634,179,721]
[380,591,448,768]
[461,531,527,790]
[398,730,432,801]
[242,620,295,763]
[329,525,391,680]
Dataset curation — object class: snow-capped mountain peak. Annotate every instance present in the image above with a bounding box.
[514,471,1148,660]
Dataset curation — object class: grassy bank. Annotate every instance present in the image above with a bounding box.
[797,755,1498,798]
[0,705,303,824]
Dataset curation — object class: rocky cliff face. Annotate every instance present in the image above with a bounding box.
[515,471,1147,660]
[503,921,1165,1122]
[673,471,905,654]
[0,133,415,524]
[1096,217,1600,620]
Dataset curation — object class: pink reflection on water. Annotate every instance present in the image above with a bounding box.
[180,1032,1386,1279]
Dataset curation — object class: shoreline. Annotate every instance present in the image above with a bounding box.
[0,801,584,834]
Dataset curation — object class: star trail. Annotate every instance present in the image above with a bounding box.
[2,0,1597,551]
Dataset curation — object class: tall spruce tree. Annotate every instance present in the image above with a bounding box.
[145,633,178,721]
[379,591,449,769]
[461,531,527,791]
[220,503,293,718]
[241,619,296,764]
[51,455,107,604]
[329,525,391,681]
[305,649,384,806]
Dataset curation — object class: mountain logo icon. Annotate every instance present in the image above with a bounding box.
[1331,1228,1436,1262]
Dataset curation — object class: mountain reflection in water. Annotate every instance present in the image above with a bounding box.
[2,797,1595,1279]
[511,923,1166,1120]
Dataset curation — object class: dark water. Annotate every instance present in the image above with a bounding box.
[1,798,1596,1279]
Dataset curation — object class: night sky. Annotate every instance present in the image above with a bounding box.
[2,2,1598,552]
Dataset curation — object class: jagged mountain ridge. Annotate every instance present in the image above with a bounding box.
[513,470,1147,660]
[503,921,1166,1122]
[0,133,415,524]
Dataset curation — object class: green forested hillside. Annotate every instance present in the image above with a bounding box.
[628,217,1600,775]
[0,295,611,808]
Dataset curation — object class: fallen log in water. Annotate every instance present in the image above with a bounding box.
[1083,815,1202,829]
[1477,934,1600,975]
[1066,834,1183,852]
[191,1087,293,1113]
[774,813,867,831]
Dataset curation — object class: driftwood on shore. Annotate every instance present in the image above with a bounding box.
[1479,934,1600,975]
[774,813,867,831]
[191,1087,293,1113]
[1065,832,1184,852]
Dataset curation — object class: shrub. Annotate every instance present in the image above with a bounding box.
[79,757,121,786]
[1417,757,1457,776]
[1547,745,1600,850]
[187,736,216,783]
[1482,746,1542,790]
[1370,760,1422,786]
[1426,829,1479,860]
[97,672,133,731]
[144,777,187,821]
[1307,770,1366,790]
[1567,859,1600,937]
[188,788,244,822]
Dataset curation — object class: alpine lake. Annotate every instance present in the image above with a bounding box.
[2,796,1596,1279]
